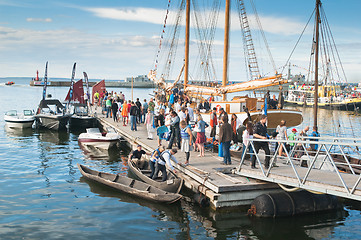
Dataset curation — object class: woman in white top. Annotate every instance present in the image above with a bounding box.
[144,109,154,139]
[242,121,254,167]
[276,120,288,157]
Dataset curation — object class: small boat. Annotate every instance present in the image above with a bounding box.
[5,81,14,85]
[77,164,182,204]
[128,158,183,193]
[35,99,71,131]
[4,110,35,128]
[78,128,120,150]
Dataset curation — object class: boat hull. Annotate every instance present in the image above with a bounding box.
[285,99,361,111]
[77,164,182,204]
[69,115,97,129]
[4,117,35,128]
[78,138,118,150]
[128,158,183,193]
[35,114,70,131]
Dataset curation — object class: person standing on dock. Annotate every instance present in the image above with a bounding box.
[210,107,217,138]
[174,99,182,113]
[251,114,271,169]
[195,115,208,157]
[167,111,181,149]
[231,114,241,144]
[276,120,288,158]
[94,91,100,106]
[187,103,194,122]
[309,126,320,151]
[142,99,148,123]
[135,98,142,124]
[218,108,228,125]
[180,120,193,165]
[105,97,112,118]
[121,101,129,126]
[145,108,154,140]
[156,108,166,146]
[129,102,138,131]
[111,99,118,122]
[219,115,232,165]
[148,98,155,114]
[153,148,179,181]
[242,121,254,160]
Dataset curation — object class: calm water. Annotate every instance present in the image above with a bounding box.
[1,78,361,239]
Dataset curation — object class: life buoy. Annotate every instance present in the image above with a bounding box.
[216,104,221,113]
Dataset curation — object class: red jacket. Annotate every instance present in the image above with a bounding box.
[210,112,217,127]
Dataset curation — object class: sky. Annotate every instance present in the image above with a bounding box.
[0,0,361,82]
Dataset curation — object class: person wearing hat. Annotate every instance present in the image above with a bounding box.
[288,128,297,150]
[128,145,150,161]
[218,108,228,126]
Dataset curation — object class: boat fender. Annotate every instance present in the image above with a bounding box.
[194,192,210,207]
[248,190,340,218]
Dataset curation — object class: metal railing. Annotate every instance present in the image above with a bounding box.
[236,136,361,200]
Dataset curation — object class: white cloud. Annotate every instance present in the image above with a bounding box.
[26,18,52,23]
[83,7,305,36]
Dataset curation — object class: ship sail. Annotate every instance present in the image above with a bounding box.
[65,79,85,104]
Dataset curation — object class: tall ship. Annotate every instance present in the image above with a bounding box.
[147,0,303,129]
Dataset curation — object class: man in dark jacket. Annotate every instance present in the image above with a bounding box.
[219,115,232,165]
[135,98,142,123]
[166,111,181,149]
[250,114,271,169]
[111,99,118,122]
[129,102,138,131]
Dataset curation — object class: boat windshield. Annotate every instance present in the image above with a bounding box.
[6,110,17,116]
[86,128,101,134]
[23,110,33,116]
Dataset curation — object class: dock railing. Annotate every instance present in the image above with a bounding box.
[236,136,361,200]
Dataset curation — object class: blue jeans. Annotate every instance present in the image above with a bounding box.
[149,160,156,179]
[106,106,111,118]
[152,163,167,181]
[130,115,137,131]
[241,143,253,159]
[222,141,231,164]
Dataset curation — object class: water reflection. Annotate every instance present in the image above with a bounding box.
[4,124,34,139]
[35,129,70,145]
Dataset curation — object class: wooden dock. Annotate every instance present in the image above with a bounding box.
[94,108,281,209]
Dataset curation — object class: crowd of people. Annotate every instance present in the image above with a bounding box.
[95,87,321,179]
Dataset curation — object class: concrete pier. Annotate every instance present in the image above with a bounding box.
[94,108,281,209]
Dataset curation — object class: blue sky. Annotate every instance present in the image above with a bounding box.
[0,0,360,82]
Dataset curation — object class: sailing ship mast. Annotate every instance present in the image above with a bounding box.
[184,0,190,88]
[222,0,230,101]
[313,0,320,128]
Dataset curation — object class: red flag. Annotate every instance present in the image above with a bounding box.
[65,79,85,104]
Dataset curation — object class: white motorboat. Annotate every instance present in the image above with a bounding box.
[4,110,35,128]
[78,128,120,151]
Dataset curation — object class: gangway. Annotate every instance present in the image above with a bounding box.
[235,136,361,201]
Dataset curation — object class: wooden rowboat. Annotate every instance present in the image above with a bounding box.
[77,164,182,204]
[127,158,183,194]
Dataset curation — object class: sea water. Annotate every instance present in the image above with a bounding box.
[1,78,361,239]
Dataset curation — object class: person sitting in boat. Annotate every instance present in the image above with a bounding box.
[149,145,165,179]
[152,148,179,181]
[128,145,150,162]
